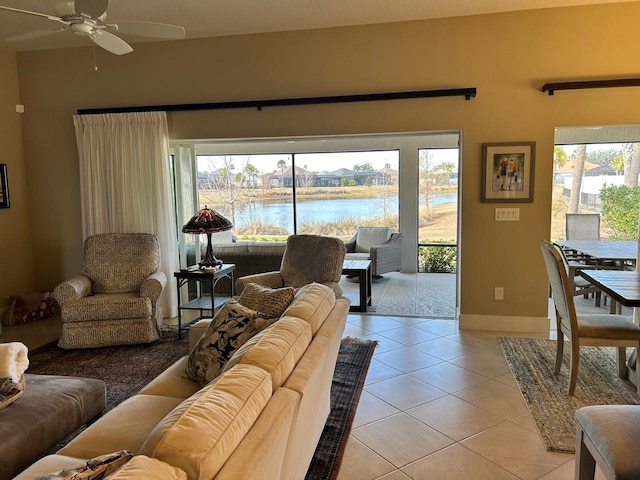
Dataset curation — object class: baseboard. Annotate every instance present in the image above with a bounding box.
[458,314,550,334]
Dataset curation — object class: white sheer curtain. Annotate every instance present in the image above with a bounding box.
[73,111,178,318]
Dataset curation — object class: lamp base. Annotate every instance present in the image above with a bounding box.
[199,232,224,269]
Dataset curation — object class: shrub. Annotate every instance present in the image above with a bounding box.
[419,240,457,273]
[599,184,640,240]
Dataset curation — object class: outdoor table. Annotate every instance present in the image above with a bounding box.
[556,240,637,266]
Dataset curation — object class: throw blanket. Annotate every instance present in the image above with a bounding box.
[0,342,29,409]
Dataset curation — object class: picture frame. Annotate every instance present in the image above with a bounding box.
[0,164,10,209]
[481,142,535,203]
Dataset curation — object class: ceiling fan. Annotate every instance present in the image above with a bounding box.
[0,0,185,55]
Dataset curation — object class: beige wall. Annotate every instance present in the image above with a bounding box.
[8,2,640,329]
[0,47,35,315]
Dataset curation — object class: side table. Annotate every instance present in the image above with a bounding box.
[174,263,235,339]
[342,259,372,312]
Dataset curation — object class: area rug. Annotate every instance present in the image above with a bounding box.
[499,336,640,453]
[27,329,189,411]
[306,337,377,480]
[27,331,376,479]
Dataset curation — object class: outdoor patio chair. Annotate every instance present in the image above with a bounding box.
[540,240,640,396]
[565,213,601,241]
[344,226,402,278]
[53,233,167,349]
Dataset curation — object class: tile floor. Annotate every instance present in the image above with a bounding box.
[3,304,614,479]
[338,313,608,480]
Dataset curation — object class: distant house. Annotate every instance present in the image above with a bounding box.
[266,166,393,187]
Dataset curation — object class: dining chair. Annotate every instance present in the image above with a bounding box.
[565,213,601,241]
[540,240,640,396]
[552,241,607,308]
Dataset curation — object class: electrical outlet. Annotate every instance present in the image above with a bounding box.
[495,287,504,300]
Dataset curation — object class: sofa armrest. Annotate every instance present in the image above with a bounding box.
[53,276,92,305]
[235,272,284,294]
[189,319,211,350]
[370,233,403,276]
[140,271,167,301]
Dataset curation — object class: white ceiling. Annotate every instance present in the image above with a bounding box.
[0,0,635,52]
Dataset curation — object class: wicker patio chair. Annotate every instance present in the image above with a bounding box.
[344,226,402,278]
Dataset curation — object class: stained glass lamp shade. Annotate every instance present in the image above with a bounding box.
[182,206,233,269]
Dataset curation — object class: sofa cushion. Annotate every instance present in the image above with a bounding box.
[237,283,296,318]
[246,242,287,254]
[35,450,133,479]
[206,230,235,245]
[282,283,336,335]
[355,227,392,253]
[185,300,277,387]
[140,364,272,480]
[106,456,187,479]
[222,316,312,390]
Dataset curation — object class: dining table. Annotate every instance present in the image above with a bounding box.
[579,269,640,385]
[556,240,638,266]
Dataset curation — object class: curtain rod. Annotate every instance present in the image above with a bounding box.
[76,87,477,115]
[542,78,640,95]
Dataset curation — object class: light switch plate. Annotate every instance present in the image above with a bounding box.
[495,208,520,221]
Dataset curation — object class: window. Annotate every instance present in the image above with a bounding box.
[417,148,459,272]
[552,125,640,241]
[194,150,399,241]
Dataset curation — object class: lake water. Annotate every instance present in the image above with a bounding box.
[233,193,456,230]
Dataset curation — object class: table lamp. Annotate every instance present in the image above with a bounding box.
[182,206,233,269]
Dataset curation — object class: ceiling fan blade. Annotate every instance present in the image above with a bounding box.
[7,27,66,42]
[74,0,109,19]
[0,5,68,25]
[110,21,185,39]
[91,30,132,55]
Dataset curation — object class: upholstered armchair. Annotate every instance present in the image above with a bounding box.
[53,233,167,349]
[344,226,402,277]
[235,234,346,298]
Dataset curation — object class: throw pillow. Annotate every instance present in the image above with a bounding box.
[0,376,25,410]
[237,283,295,318]
[4,291,56,326]
[105,456,186,480]
[35,450,133,480]
[185,300,277,387]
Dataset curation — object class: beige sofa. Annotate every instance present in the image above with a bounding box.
[15,283,350,480]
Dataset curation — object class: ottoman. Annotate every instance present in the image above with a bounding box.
[0,373,106,480]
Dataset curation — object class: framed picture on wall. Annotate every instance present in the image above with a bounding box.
[481,142,535,202]
[0,164,10,209]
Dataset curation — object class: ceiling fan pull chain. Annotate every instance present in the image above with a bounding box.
[93,44,98,71]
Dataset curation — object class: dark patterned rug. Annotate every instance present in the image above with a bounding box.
[306,337,377,480]
[27,329,189,411]
[27,331,376,479]
[499,336,640,453]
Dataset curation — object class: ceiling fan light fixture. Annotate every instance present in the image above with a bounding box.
[72,23,93,36]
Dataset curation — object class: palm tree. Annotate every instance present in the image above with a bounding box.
[553,146,567,175]
[277,159,286,188]
[568,145,586,214]
[244,163,259,189]
[622,143,640,187]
